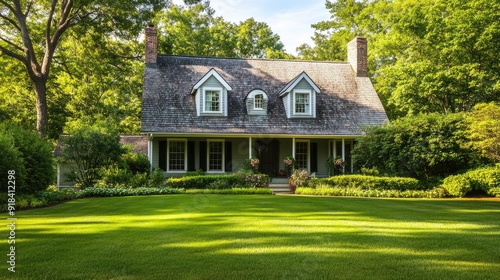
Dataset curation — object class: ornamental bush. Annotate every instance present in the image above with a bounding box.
[316,175,421,191]
[442,165,500,197]
[353,113,478,179]
[167,173,270,189]
[296,186,447,198]
[0,124,54,194]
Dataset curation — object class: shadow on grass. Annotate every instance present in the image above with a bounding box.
[5,195,500,280]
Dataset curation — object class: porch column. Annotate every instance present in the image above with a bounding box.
[292,137,296,158]
[148,134,153,172]
[249,137,253,158]
[342,138,346,173]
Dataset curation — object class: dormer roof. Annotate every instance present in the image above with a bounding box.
[278,71,320,97]
[191,68,232,94]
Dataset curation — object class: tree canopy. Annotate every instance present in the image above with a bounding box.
[299,0,500,119]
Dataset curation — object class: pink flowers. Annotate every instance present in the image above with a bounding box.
[250,159,260,167]
[335,159,344,166]
[283,159,294,166]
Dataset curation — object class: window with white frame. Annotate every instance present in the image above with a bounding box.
[295,141,309,170]
[203,88,222,113]
[168,139,187,171]
[254,94,264,109]
[208,140,224,172]
[294,91,311,114]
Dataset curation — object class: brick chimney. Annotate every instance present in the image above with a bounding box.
[145,25,157,65]
[347,36,368,77]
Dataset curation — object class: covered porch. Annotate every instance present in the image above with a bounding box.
[147,134,356,177]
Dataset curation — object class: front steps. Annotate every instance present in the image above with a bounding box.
[268,178,292,194]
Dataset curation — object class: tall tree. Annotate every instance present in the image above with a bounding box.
[156,2,289,58]
[0,0,168,137]
[302,0,500,119]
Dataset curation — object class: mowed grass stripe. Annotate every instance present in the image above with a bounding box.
[3,195,500,280]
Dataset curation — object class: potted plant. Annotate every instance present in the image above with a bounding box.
[283,156,296,177]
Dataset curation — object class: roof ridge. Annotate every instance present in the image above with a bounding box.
[158,54,350,65]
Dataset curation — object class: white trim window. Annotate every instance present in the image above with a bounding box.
[168,139,187,172]
[254,94,264,109]
[203,88,223,113]
[208,140,224,172]
[295,140,310,170]
[293,90,311,115]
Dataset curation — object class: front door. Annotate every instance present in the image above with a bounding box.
[256,139,280,176]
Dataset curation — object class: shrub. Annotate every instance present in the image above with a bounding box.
[149,168,167,187]
[167,174,269,190]
[120,148,150,174]
[353,113,478,179]
[289,169,310,187]
[0,133,26,192]
[441,175,472,197]
[185,188,273,195]
[61,126,123,188]
[318,175,421,191]
[442,165,500,197]
[0,124,54,194]
[79,187,184,197]
[295,186,447,198]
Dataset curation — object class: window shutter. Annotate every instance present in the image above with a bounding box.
[311,142,318,173]
[159,141,166,171]
[199,141,207,172]
[188,141,195,171]
[225,141,232,172]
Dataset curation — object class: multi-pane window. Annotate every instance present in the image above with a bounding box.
[204,90,221,112]
[254,94,264,109]
[208,141,224,171]
[295,92,310,114]
[168,140,186,171]
[295,141,309,170]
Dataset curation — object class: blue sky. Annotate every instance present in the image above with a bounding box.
[172,0,331,55]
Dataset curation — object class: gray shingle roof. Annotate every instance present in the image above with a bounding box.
[141,55,388,136]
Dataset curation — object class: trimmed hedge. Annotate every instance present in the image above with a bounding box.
[313,175,421,191]
[167,173,270,189]
[442,165,500,197]
[296,186,447,198]
[79,187,184,197]
[185,188,273,195]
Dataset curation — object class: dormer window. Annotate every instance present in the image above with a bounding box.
[245,89,268,115]
[279,72,320,118]
[254,94,264,109]
[294,90,311,114]
[192,68,232,117]
[203,88,222,113]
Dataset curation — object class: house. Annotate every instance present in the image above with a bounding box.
[54,135,148,189]
[141,26,388,177]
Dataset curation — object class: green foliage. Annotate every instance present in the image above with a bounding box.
[241,157,260,173]
[441,175,472,198]
[79,187,184,198]
[442,165,500,197]
[302,0,500,119]
[0,124,54,194]
[156,2,289,58]
[353,113,476,179]
[185,188,273,195]
[314,175,421,191]
[295,186,447,199]
[465,102,500,162]
[61,126,123,188]
[149,168,167,187]
[167,173,270,189]
[0,133,26,192]
[289,169,310,187]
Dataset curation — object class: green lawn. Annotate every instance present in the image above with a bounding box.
[2,195,500,279]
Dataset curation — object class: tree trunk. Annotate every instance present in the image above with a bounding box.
[34,80,49,137]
